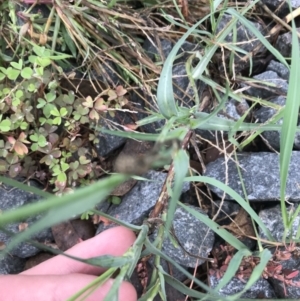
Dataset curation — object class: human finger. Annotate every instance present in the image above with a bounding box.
[22,226,136,276]
[0,274,137,301]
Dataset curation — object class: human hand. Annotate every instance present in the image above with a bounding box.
[0,226,137,301]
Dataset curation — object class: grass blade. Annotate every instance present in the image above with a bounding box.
[227,8,288,67]
[144,238,220,297]
[215,249,251,291]
[192,1,259,81]
[1,174,127,255]
[184,176,274,241]
[227,249,272,300]
[101,127,187,141]
[179,202,251,251]
[165,149,189,235]
[279,9,300,237]
[157,15,210,118]
[0,176,52,199]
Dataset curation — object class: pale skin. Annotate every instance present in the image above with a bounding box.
[0,226,137,301]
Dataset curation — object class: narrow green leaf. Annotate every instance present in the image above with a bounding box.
[144,238,218,296]
[135,113,164,127]
[23,239,132,267]
[183,176,274,241]
[66,268,115,301]
[138,280,161,301]
[179,202,250,251]
[157,15,210,118]
[191,5,257,81]
[191,110,300,133]
[163,274,208,299]
[101,127,188,141]
[157,266,167,301]
[165,149,189,235]
[0,176,52,199]
[279,14,300,234]
[103,266,127,301]
[229,249,272,300]
[92,210,142,231]
[228,8,288,68]
[61,25,77,57]
[215,249,250,291]
[2,175,127,255]
[0,174,127,229]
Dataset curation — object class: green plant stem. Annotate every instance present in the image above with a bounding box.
[66,268,116,301]
[148,220,165,288]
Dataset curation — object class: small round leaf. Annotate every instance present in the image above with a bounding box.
[21,67,33,79]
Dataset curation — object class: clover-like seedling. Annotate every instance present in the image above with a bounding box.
[73,103,90,124]
[50,107,68,125]
[7,132,30,156]
[82,95,108,121]
[68,156,92,184]
[30,132,48,151]
[0,118,11,132]
[0,140,9,157]
[51,160,70,183]
[21,156,37,176]
[80,210,94,220]
[40,148,62,165]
